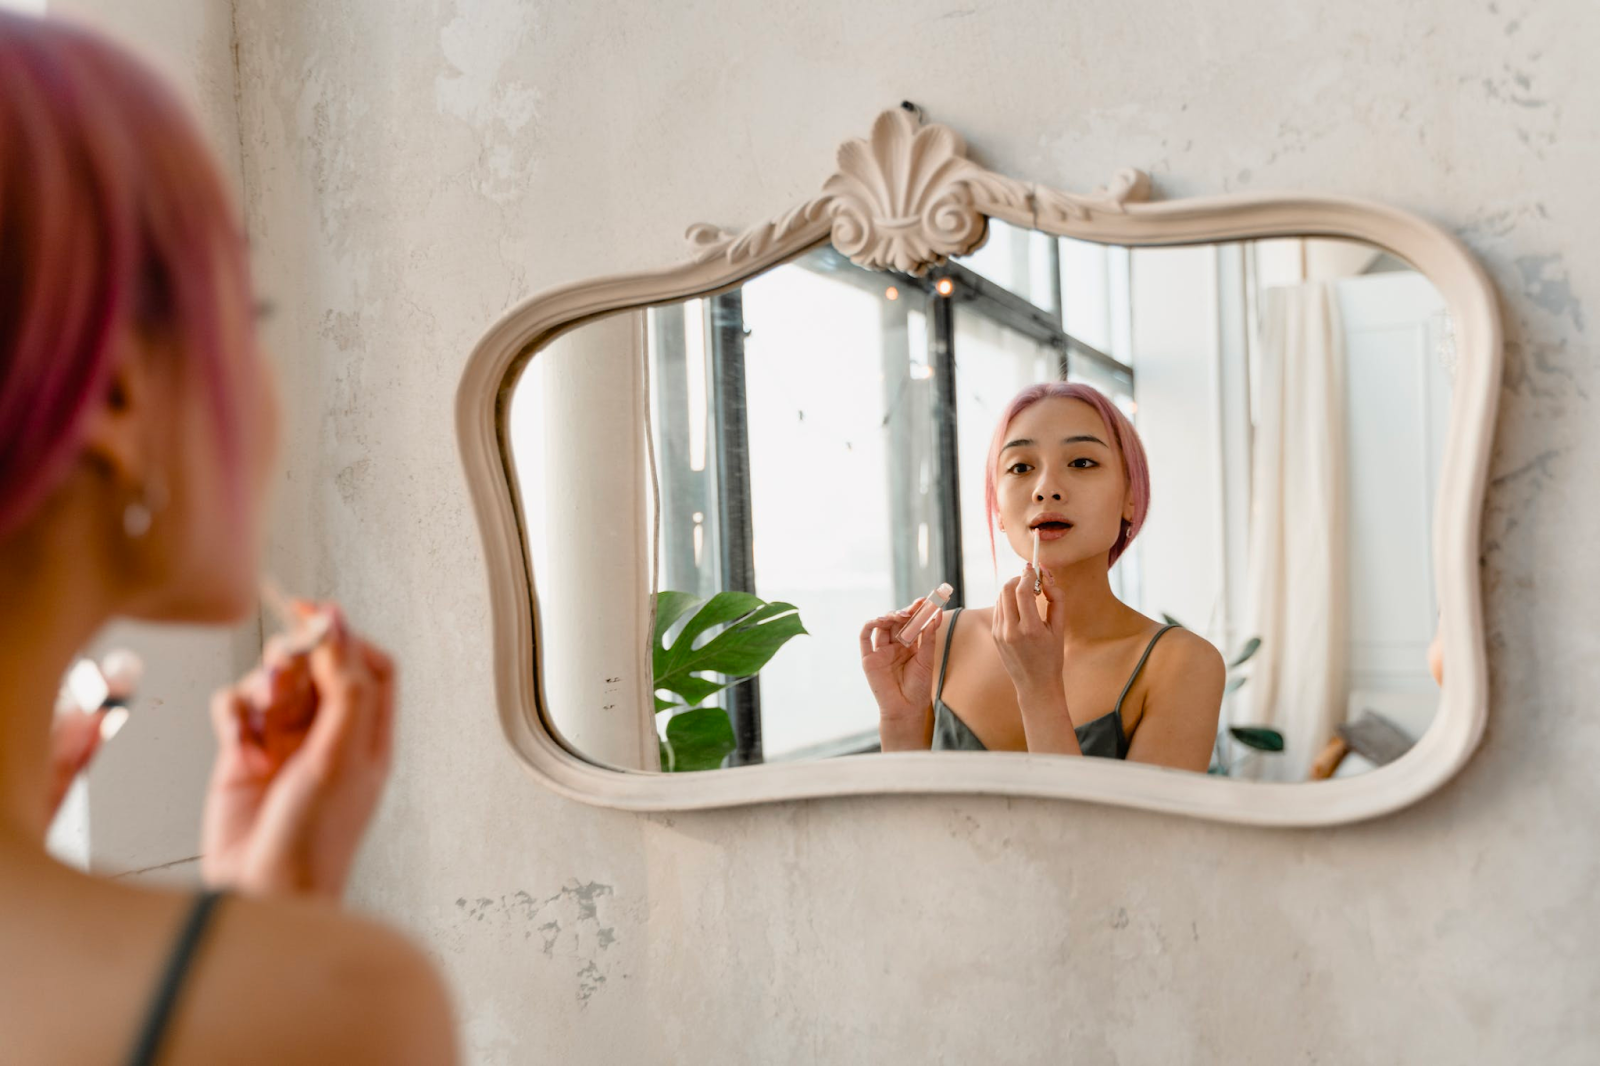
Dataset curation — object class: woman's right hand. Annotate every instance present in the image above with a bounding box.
[200,603,396,901]
[859,599,939,727]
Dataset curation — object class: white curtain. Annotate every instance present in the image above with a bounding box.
[1240,283,1348,781]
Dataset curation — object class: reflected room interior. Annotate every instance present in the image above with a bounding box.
[510,225,1452,779]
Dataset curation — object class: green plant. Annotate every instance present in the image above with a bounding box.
[653,591,806,772]
[1159,615,1282,775]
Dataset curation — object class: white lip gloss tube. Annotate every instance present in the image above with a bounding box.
[895,582,955,645]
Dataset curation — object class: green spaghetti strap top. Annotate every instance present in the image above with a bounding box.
[125,889,228,1066]
[931,607,1179,757]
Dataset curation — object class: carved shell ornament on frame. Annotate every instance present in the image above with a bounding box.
[686,107,1154,275]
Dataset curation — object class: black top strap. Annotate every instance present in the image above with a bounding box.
[1112,623,1181,719]
[934,606,964,702]
[125,889,228,1066]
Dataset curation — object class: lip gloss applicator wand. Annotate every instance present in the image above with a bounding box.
[243,576,338,749]
[259,576,333,656]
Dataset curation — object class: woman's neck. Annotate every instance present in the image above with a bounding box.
[1035,553,1140,645]
[0,526,109,848]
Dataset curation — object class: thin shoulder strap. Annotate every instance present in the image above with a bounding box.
[125,890,229,1066]
[934,607,964,701]
[1112,623,1181,718]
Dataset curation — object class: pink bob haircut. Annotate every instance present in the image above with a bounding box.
[0,14,252,540]
[982,381,1151,570]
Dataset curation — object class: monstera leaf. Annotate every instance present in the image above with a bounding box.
[1228,726,1285,752]
[659,708,737,773]
[1229,637,1261,668]
[653,591,806,710]
[653,591,807,772]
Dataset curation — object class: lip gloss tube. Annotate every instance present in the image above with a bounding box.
[895,582,954,645]
[1032,529,1042,593]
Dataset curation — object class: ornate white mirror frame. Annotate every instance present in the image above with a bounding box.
[457,107,1501,825]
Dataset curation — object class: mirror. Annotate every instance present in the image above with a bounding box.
[462,106,1497,822]
[509,224,1454,781]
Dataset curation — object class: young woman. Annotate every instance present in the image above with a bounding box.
[0,15,456,1064]
[860,382,1225,769]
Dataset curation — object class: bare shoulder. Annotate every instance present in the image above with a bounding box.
[931,605,993,659]
[1150,625,1227,685]
[0,862,455,1066]
[169,893,457,1066]
[952,604,994,636]
[1125,625,1226,769]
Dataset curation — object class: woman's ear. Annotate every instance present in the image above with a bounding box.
[77,332,155,488]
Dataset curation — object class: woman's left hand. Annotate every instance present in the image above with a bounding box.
[992,565,1067,699]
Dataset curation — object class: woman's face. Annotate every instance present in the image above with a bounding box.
[994,397,1132,573]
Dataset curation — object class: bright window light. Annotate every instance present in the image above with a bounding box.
[684,299,708,472]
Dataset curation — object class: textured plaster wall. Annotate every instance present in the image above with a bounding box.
[229,1,1600,1062]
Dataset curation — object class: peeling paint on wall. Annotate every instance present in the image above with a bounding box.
[452,882,619,1005]
[1515,254,1586,332]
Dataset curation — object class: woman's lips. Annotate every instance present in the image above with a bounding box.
[1035,524,1072,541]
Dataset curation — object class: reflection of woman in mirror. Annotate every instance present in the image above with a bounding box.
[859,382,1225,769]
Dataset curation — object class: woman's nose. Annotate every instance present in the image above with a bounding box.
[1034,490,1063,502]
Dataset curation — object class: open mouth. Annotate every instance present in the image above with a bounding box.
[1029,517,1074,540]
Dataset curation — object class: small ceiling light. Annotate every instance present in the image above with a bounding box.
[885,286,899,301]
[935,278,955,297]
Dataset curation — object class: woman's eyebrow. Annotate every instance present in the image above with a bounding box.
[1001,434,1108,452]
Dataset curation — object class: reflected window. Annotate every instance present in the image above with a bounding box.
[956,219,1059,315]
[647,251,947,760]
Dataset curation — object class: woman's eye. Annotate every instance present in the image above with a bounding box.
[1007,462,1033,475]
[1069,458,1098,469]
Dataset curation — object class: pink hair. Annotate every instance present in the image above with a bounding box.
[982,381,1150,570]
[0,13,252,539]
